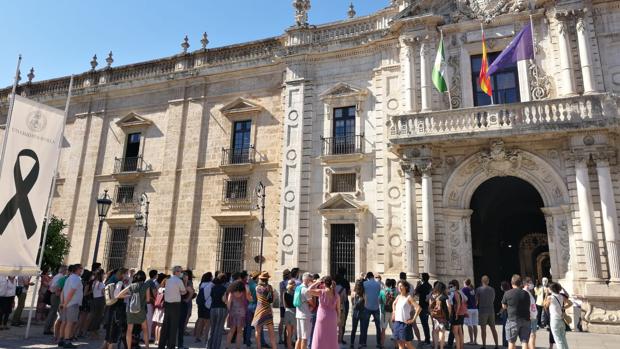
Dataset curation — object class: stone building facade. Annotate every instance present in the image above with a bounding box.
[2,0,620,333]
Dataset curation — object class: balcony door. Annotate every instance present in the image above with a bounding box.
[332,106,356,154]
[231,120,252,164]
[123,132,141,171]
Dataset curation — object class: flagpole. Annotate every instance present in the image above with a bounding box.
[529,15,537,62]
[442,30,453,110]
[480,23,494,105]
[0,55,22,181]
[24,75,74,340]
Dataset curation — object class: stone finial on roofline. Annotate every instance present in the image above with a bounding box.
[90,54,98,71]
[27,68,35,83]
[106,51,114,68]
[201,32,209,50]
[181,35,190,53]
[348,2,356,18]
[293,0,311,27]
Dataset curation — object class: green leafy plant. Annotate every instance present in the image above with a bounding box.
[37,216,70,272]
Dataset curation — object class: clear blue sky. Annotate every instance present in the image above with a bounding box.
[1,1,390,87]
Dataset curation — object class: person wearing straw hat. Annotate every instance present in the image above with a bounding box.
[252,272,277,349]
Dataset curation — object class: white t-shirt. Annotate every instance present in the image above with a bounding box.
[92,281,105,298]
[548,293,565,322]
[50,273,64,293]
[63,274,83,307]
[394,295,413,323]
[200,281,214,308]
[528,292,538,320]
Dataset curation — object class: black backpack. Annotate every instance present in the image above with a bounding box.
[196,285,205,308]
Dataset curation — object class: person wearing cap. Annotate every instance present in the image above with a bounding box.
[279,269,292,345]
[252,272,278,349]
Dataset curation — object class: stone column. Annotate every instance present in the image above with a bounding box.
[402,162,418,278]
[401,39,415,112]
[595,156,620,282]
[321,221,330,277]
[419,41,432,112]
[574,156,603,281]
[556,15,577,96]
[418,159,436,275]
[576,13,597,94]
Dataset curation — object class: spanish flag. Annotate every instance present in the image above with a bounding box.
[478,25,493,98]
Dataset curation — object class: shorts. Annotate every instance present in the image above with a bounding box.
[505,319,532,343]
[433,318,448,331]
[530,318,537,333]
[296,318,311,339]
[451,314,465,326]
[284,308,296,326]
[381,311,391,329]
[60,304,79,322]
[478,312,496,327]
[464,309,479,326]
[198,304,210,319]
[392,321,413,341]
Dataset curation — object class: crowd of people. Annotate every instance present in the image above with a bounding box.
[0,264,575,349]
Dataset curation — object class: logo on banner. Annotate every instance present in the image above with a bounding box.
[27,110,47,132]
[0,149,40,239]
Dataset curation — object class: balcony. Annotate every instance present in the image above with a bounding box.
[389,94,620,145]
[320,134,365,163]
[220,146,256,173]
[113,156,148,181]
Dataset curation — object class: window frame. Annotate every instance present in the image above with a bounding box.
[470,52,521,107]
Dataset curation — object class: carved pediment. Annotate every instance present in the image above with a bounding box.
[318,193,365,213]
[478,139,522,176]
[319,83,367,101]
[392,0,440,20]
[220,97,263,116]
[116,112,153,129]
[454,0,528,22]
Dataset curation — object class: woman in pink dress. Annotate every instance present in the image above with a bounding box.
[307,276,340,349]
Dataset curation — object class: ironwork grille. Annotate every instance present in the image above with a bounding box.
[217,226,245,273]
[330,224,355,281]
[331,173,356,193]
[114,156,144,173]
[106,228,129,271]
[115,185,135,204]
[223,178,248,200]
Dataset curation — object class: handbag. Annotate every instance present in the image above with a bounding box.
[554,295,572,326]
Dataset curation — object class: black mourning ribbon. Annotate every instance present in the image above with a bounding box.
[0,149,39,239]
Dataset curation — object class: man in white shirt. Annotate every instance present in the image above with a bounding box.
[158,266,187,349]
[44,265,66,335]
[59,264,84,349]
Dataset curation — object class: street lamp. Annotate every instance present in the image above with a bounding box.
[255,182,266,271]
[92,189,112,267]
[134,193,149,270]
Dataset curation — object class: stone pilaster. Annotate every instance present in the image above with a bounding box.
[574,154,603,281]
[416,158,435,276]
[419,40,432,112]
[400,38,415,112]
[594,153,620,282]
[401,161,418,278]
[555,13,577,96]
[575,10,598,94]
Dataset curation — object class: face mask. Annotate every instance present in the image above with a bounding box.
[449,286,455,292]
[527,284,534,291]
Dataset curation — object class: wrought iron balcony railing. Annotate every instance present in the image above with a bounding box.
[114,156,145,173]
[221,146,256,166]
[321,134,364,156]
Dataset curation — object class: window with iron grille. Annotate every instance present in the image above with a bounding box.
[331,173,356,193]
[115,185,135,204]
[106,228,129,271]
[330,224,355,282]
[217,226,244,273]
[224,178,248,201]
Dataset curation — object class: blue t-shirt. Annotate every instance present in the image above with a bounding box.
[462,287,476,309]
[363,279,381,311]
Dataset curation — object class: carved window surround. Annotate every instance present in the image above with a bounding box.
[116,112,153,131]
[324,166,363,200]
[319,82,368,142]
[220,97,264,162]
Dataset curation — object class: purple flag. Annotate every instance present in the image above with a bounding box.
[487,23,534,75]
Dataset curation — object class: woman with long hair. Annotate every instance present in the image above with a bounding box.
[252,272,278,349]
[283,279,297,349]
[545,282,571,349]
[194,272,213,343]
[208,273,229,349]
[430,281,450,349]
[391,280,422,349]
[76,269,93,338]
[36,266,52,321]
[88,269,106,338]
[118,270,150,349]
[448,280,466,349]
[306,275,340,349]
[152,275,168,346]
[226,279,252,349]
[350,277,365,347]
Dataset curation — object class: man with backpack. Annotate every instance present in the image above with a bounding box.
[294,272,313,349]
[380,279,397,346]
[58,264,84,348]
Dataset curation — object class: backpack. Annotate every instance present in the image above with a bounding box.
[104,282,121,306]
[154,289,165,309]
[430,296,445,319]
[128,288,141,314]
[293,284,305,308]
[384,289,396,313]
[455,291,468,316]
[196,285,205,308]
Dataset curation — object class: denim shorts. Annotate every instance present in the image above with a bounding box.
[505,319,532,343]
[392,321,413,341]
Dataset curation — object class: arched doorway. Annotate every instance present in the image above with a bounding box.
[470,176,550,292]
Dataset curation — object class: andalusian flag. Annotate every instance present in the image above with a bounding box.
[432,32,447,93]
[478,26,493,98]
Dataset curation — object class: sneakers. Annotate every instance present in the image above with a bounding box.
[63,342,78,348]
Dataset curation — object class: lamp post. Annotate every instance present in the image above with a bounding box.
[255,182,266,271]
[92,189,112,267]
[134,193,149,270]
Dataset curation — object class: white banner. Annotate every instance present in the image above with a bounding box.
[0,95,65,275]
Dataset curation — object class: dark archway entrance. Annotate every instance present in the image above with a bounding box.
[470,176,549,299]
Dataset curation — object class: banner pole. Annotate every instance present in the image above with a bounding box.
[24,75,73,339]
[441,30,453,110]
[0,55,22,179]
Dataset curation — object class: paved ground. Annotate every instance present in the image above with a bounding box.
[0,311,617,349]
